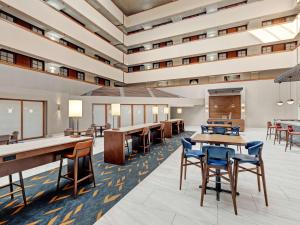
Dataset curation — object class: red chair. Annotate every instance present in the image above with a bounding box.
[273,123,287,145]
[285,125,300,151]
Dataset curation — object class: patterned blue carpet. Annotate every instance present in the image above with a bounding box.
[0,131,194,225]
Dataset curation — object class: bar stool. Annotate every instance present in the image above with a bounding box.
[134,127,150,154]
[179,120,185,132]
[0,173,27,206]
[274,123,288,145]
[173,121,181,134]
[286,125,300,151]
[57,140,96,198]
[155,123,165,143]
[266,121,276,140]
[9,131,19,144]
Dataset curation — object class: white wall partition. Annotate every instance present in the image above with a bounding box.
[93,104,106,125]
[133,105,144,125]
[22,101,44,139]
[0,100,21,137]
[158,105,167,122]
[145,105,154,123]
[121,105,132,127]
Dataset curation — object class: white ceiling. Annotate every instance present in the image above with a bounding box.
[112,0,175,16]
[0,64,99,95]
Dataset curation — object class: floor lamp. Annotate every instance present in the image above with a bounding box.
[69,100,82,136]
[111,103,120,130]
[152,106,158,123]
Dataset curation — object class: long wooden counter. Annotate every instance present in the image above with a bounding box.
[207,119,245,131]
[162,119,184,138]
[0,136,92,177]
[104,123,162,165]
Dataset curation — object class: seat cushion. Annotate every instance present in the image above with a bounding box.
[207,159,231,167]
[233,153,259,165]
[185,150,205,158]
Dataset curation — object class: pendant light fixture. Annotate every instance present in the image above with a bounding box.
[277,82,284,106]
[286,76,294,105]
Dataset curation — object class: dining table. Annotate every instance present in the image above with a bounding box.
[191,133,247,201]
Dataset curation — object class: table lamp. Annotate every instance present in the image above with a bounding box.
[111,103,120,130]
[177,108,182,114]
[152,106,158,123]
[164,107,169,120]
[68,100,82,136]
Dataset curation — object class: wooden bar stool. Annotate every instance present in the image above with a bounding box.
[0,173,27,206]
[266,121,276,140]
[173,121,180,135]
[286,125,300,151]
[57,140,96,198]
[155,123,165,143]
[273,123,288,145]
[138,127,150,154]
[179,121,185,132]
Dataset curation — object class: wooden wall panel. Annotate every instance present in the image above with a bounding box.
[273,44,285,52]
[227,51,238,58]
[190,57,199,64]
[68,69,77,79]
[15,54,31,68]
[209,95,241,119]
[227,27,238,33]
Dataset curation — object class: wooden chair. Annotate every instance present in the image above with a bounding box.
[0,135,10,145]
[285,125,300,151]
[266,121,276,140]
[273,123,288,145]
[173,121,180,135]
[233,141,268,207]
[57,140,96,198]
[91,124,100,137]
[155,123,165,143]
[9,131,19,144]
[137,127,150,154]
[64,128,74,136]
[179,120,185,132]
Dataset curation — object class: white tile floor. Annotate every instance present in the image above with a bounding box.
[1,127,300,225]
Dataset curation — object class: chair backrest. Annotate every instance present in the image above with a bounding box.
[202,145,235,161]
[64,128,74,136]
[141,127,150,136]
[0,135,10,145]
[11,131,19,141]
[85,128,94,137]
[160,123,165,130]
[245,141,263,157]
[73,140,93,158]
[105,123,111,129]
[275,123,281,128]
[213,127,226,135]
[214,121,225,124]
[181,138,192,153]
[267,121,272,127]
[201,125,209,134]
[287,125,294,132]
[231,127,240,136]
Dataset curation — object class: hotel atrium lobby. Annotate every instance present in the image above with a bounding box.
[1,0,300,225]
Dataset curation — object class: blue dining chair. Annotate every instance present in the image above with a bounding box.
[201,146,237,215]
[201,125,210,134]
[180,138,205,190]
[230,127,241,152]
[233,141,268,206]
[213,127,226,135]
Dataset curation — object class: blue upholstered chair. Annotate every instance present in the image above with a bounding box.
[233,141,268,206]
[201,125,210,134]
[213,127,226,135]
[229,127,242,152]
[200,145,237,215]
[179,138,205,190]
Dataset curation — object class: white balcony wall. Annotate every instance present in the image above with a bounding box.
[93,0,124,25]
[125,50,297,83]
[0,20,124,81]
[0,0,123,63]
[125,21,299,65]
[124,0,296,46]
[61,0,123,43]
[124,0,220,28]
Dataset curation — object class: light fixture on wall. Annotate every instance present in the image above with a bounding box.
[152,106,158,123]
[177,108,182,114]
[163,107,169,120]
[69,100,82,134]
[276,82,284,106]
[286,76,295,105]
[241,103,246,113]
[111,104,120,130]
[205,104,209,113]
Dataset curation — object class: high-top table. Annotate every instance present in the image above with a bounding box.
[162,119,184,138]
[191,133,247,201]
[104,123,162,165]
[0,136,92,178]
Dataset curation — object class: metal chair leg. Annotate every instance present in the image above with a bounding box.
[19,172,27,206]
[57,158,63,191]
[8,174,14,200]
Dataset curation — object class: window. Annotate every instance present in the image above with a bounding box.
[199,34,206,39]
[31,59,44,71]
[166,41,173,46]
[285,42,297,50]
[0,50,14,63]
[218,53,227,60]
[139,47,145,51]
[237,26,247,32]
[219,30,227,36]
[59,39,68,46]
[153,63,160,69]
[166,61,173,67]
[128,67,133,72]
[262,20,272,26]
[140,65,145,71]
[0,11,14,22]
[104,60,110,64]
[182,58,190,65]
[153,43,159,49]
[199,56,206,62]
[286,16,295,22]
[104,79,110,86]
[262,46,272,54]
[60,67,68,76]
[32,26,44,35]
[77,72,85,80]
[128,49,133,54]
[77,47,85,53]
[237,50,247,57]
[94,76,101,84]
[182,37,190,43]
